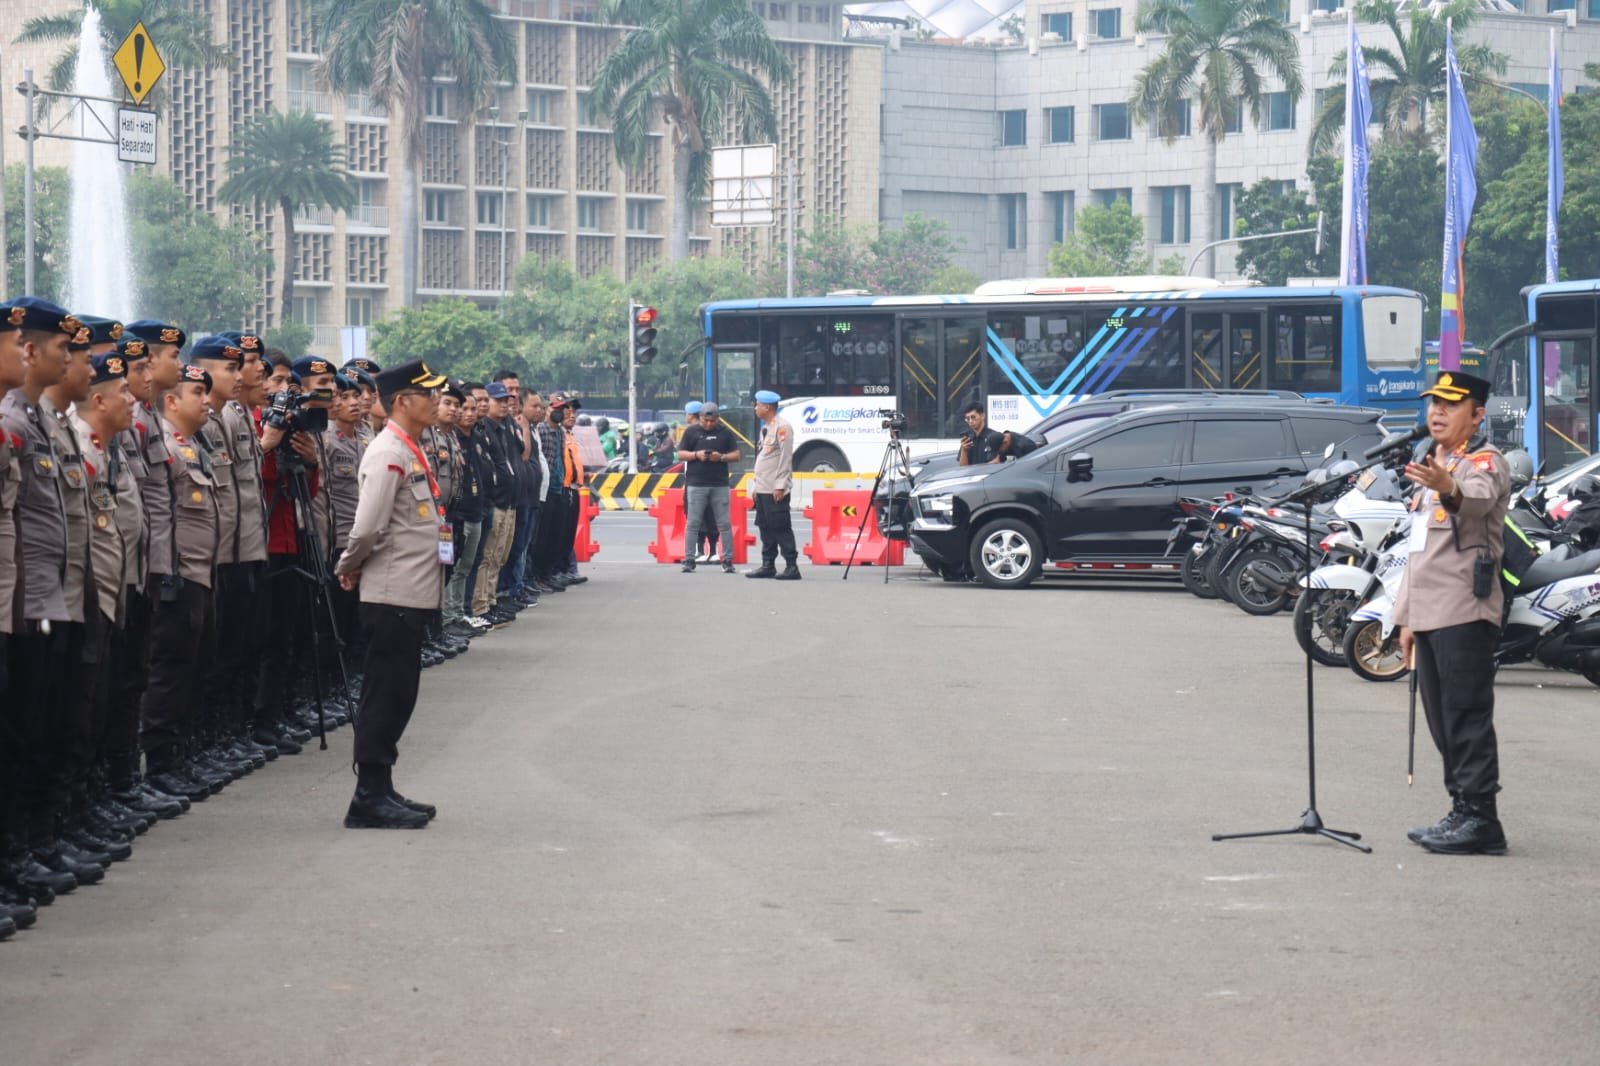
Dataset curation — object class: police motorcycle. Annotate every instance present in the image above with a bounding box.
[1167,468,1316,601]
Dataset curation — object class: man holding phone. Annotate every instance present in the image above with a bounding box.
[677,402,740,573]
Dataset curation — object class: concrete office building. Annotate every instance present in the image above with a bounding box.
[871,0,1600,282]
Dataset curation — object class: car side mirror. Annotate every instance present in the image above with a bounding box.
[1067,452,1093,481]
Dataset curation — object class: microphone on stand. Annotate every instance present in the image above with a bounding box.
[1363,424,1430,461]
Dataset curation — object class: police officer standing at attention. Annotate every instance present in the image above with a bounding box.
[747,389,800,580]
[1395,370,1512,855]
[335,360,448,830]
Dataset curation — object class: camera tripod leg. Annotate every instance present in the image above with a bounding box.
[844,435,911,581]
[304,585,329,751]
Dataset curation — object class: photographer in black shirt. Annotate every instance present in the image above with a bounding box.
[957,402,1006,466]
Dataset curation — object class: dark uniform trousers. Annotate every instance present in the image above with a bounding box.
[206,562,258,742]
[1414,620,1501,797]
[109,584,155,787]
[531,489,568,579]
[65,589,116,817]
[141,579,216,771]
[353,604,431,767]
[753,493,798,565]
[559,487,581,570]
[256,557,311,724]
[5,624,75,847]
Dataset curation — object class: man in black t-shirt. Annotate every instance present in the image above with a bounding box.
[676,402,741,573]
[957,402,1007,466]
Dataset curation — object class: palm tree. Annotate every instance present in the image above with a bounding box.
[218,110,358,325]
[1131,0,1303,278]
[590,0,792,263]
[17,0,230,106]
[311,0,516,307]
[1308,0,1505,156]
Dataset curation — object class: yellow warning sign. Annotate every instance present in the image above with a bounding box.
[842,505,859,517]
[112,23,164,106]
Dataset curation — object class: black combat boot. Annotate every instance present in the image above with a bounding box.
[344,765,430,830]
[1419,793,1507,855]
[745,562,777,579]
[775,562,802,580]
[1407,794,1464,845]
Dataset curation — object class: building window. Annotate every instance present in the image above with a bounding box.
[527,194,553,228]
[798,3,812,21]
[1000,109,1026,146]
[425,83,449,118]
[1047,106,1075,144]
[1002,194,1026,251]
[577,197,603,231]
[1548,0,1575,10]
[769,2,788,17]
[626,200,652,232]
[290,294,320,326]
[423,190,451,224]
[1266,91,1295,131]
[1049,191,1074,244]
[350,178,383,225]
[1043,11,1072,36]
[476,191,503,226]
[1093,8,1121,38]
[1095,103,1131,141]
[1156,186,1190,244]
[1095,188,1131,208]
[1217,183,1242,240]
[1224,97,1243,134]
[346,296,377,327]
[526,90,555,123]
[1158,100,1191,138]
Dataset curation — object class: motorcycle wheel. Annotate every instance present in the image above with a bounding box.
[1180,544,1219,599]
[1205,538,1239,604]
[1342,619,1410,682]
[1225,546,1298,616]
[1293,588,1357,667]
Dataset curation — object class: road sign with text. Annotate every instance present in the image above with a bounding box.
[112,23,165,106]
[117,108,157,164]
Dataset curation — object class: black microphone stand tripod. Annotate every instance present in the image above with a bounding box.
[843,425,913,584]
[1210,434,1418,854]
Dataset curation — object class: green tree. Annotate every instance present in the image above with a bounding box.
[1308,0,1504,156]
[498,260,629,397]
[590,0,792,262]
[128,171,271,332]
[1132,0,1303,277]
[218,110,359,325]
[764,213,969,295]
[1047,200,1155,276]
[1231,162,1339,285]
[17,0,230,107]
[313,0,517,306]
[370,296,518,379]
[3,165,69,301]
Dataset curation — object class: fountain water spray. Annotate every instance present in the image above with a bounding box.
[65,5,138,318]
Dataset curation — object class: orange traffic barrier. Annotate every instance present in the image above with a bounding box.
[647,488,756,564]
[572,488,601,562]
[802,489,904,566]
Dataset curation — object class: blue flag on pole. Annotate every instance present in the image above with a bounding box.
[1439,28,1479,372]
[1339,10,1371,285]
[1547,28,1562,285]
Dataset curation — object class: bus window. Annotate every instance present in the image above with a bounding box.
[1362,294,1423,371]
[985,311,1086,401]
[1071,305,1183,391]
[710,313,759,346]
[1540,337,1592,470]
[771,315,893,394]
[1271,306,1342,392]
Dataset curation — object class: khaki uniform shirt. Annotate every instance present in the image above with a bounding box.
[335,423,445,610]
[0,391,67,621]
[751,416,795,494]
[200,408,239,565]
[133,400,174,579]
[45,397,93,624]
[115,426,150,591]
[162,420,219,590]
[423,426,459,511]
[322,425,365,557]
[70,411,139,624]
[1393,441,1511,633]
[0,419,20,634]
[225,402,268,564]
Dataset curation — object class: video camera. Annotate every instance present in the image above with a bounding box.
[880,409,907,434]
[264,387,333,435]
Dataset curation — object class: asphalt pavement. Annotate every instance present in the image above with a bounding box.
[3,555,1598,1066]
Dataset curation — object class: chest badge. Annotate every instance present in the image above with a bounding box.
[417,503,431,518]
[191,490,204,503]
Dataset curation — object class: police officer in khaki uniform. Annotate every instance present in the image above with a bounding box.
[420,378,469,661]
[141,365,222,802]
[746,389,800,580]
[324,369,367,668]
[335,359,447,830]
[223,335,273,757]
[1394,370,1513,855]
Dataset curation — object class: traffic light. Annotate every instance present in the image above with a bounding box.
[632,304,659,365]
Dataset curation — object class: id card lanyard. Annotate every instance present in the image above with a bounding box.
[388,421,454,565]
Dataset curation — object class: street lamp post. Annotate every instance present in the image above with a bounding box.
[487,104,526,303]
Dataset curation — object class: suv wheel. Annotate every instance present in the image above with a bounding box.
[968,518,1044,589]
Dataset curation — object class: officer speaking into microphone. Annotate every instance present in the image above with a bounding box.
[1393,370,1512,855]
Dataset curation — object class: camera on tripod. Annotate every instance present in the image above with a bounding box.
[880,409,907,434]
[264,387,333,435]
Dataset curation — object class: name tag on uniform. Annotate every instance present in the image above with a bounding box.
[437,523,455,565]
[1409,510,1431,553]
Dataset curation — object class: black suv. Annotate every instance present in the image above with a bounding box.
[907,401,1386,589]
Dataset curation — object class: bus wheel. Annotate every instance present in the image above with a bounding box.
[797,444,849,474]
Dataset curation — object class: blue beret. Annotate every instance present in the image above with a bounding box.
[344,357,382,375]
[2,296,79,336]
[485,381,511,400]
[115,337,150,361]
[684,400,703,415]
[125,320,186,348]
[333,371,358,392]
[89,353,131,385]
[754,390,781,405]
[190,335,244,364]
[347,367,376,391]
[291,355,334,378]
[70,315,124,350]
[178,363,213,391]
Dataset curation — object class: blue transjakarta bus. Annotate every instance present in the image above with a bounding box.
[1484,278,1600,474]
[698,277,1427,473]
